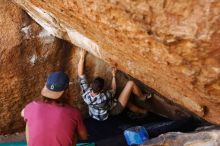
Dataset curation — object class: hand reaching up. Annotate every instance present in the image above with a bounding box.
[78,48,87,76]
[80,48,87,59]
[112,67,117,77]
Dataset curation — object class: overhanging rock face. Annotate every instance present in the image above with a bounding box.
[13,0,220,124]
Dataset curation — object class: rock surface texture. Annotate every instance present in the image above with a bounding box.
[12,0,220,124]
[0,0,115,134]
[142,127,220,146]
[0,0,70,134]
[1,0,190,134]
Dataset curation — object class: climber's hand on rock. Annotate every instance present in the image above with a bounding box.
[112,67,117,77]
[80,48,87,58]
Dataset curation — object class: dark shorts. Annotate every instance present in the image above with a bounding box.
[109,101,124,115]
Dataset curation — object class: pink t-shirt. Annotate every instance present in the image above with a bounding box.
[24,101,85,146]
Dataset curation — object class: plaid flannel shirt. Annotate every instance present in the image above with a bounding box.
[79,75,116,121]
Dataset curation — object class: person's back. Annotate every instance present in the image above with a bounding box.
[21,71,88,146]
[24,101,85,146]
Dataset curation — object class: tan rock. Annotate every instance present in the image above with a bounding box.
[12,0,220,124]
[0,0,190,134]
[0,0,68,134]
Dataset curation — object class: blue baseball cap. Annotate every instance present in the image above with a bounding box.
[41,71,69,99]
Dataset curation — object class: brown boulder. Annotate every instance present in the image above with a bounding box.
[0,0,196,134]
[0,0,69,134]
[12,0,220,124]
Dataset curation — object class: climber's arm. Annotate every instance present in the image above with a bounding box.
[106,67,117,98]
[78,49,90,93]
[111,67,117,91]
[78,49,87,76]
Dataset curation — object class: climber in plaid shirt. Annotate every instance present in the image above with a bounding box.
[77,49,152,121]
[79,74,117,121]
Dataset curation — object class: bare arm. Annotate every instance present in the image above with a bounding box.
[78,49,90,93]
[21,109,29,144]
[106,67,117,98]
[73,128,88,145]
[21,109,24,117]
[78,127,88,140]
[76,112,88,141]
[26,124,29,144]
[111,67,117,91]
[78,49,87,76]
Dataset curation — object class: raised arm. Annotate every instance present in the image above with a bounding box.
[111,67,117,91]
[106,67,117,98]
[78,49,87,76]
[78,49,89,93]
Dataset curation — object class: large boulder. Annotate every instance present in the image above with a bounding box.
[0,0,120,134]
[0,0,203,134]
[1,0,198,134]
[0,0,70,134]
[12,0,220,124]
